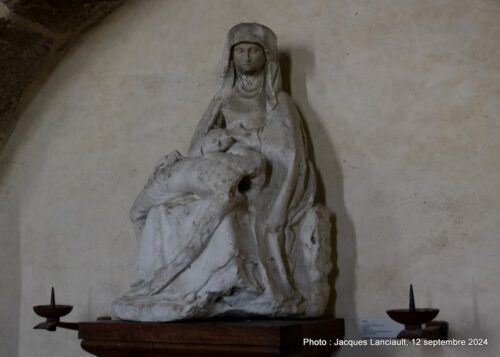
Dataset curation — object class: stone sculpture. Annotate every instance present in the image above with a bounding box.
[112,23,332,322]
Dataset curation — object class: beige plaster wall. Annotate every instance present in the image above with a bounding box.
[1,0,499,356]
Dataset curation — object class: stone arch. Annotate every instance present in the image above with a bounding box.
[0,0,125,153]
[0,2,124,356]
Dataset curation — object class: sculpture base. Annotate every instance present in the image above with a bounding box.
[79,318,344,356]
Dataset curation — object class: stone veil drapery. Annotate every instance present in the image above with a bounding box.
[112,23,332,322]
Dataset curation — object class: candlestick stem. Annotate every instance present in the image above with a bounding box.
[409,284,416,312]
[51,287,55,308]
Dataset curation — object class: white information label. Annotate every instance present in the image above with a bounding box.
[360,318,404,338]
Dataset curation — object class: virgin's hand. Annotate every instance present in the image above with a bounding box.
[227,128,260,149]
[201,128,235,153]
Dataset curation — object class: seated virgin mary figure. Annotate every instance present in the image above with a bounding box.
[112,23,332,322]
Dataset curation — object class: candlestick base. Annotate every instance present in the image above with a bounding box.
[387,309,447,340]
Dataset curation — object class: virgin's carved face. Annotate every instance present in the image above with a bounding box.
[232,42,266,75]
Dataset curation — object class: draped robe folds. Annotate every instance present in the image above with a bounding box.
[111,91,332,322]
[111,23,332,322]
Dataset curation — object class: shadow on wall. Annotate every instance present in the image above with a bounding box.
[0,34,77,355]
[280,48,358,327]
[0,185,21,357]
[0,25,96,357]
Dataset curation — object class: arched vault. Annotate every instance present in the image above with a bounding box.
[0,0,125,152]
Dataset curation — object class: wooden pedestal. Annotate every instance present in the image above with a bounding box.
[78,319,344,356]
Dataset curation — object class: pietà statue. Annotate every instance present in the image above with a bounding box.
[112,23,332,322]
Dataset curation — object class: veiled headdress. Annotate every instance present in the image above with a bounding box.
[218,23,282,112]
